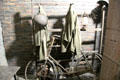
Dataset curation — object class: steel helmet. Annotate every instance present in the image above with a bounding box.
[97,0,109,3]
[34,14,48,26]
[97,0,109,6]
[34,5,48,26]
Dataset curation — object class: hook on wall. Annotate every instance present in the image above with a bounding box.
[70,3,74,6]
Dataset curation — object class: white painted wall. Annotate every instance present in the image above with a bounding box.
[0,21,8,66]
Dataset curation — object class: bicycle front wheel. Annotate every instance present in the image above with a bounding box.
[36,59,58,80]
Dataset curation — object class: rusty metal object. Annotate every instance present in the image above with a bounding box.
[61,65,92,77]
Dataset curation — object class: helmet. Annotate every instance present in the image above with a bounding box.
[34,14,48,26]
[34,5,48,26]
[97,0,109,3]
[97,0,109,6]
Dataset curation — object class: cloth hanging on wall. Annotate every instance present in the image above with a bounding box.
[34,6,48,61]
[61,4,82,58]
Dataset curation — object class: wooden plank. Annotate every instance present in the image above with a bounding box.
[48,28,62,32]
[47,28,101,32]
[100,0,120,80]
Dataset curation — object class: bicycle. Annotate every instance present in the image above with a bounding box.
[25,35,102,80]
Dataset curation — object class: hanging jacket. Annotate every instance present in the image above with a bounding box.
[61,5,82,58]
[34,6,48,60]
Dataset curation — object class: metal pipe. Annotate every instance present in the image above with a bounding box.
[99,5,106,54]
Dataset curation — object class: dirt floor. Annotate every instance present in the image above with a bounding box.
[16,72,96,80]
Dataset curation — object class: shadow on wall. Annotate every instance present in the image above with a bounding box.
[6,12,34,74]
[50,18,72,60]
[50,18,63,57]
[52,18,64,36]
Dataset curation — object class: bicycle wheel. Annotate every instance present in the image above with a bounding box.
[25,60,37,80]
[36,60,58,80]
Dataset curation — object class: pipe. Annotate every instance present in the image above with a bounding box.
[99,5,106,54]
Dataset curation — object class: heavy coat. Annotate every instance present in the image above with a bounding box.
[61,5,82,58]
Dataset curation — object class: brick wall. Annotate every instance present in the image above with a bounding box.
[0,0,4,25]
[1,0,99,74]
[2,0,33,74]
